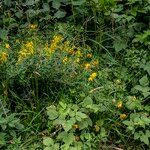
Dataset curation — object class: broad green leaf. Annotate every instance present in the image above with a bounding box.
[15,11,23,18]
[46,105,59,120]
[83,96,93,106]
[139,75,149,86]
[53,143,60,149]
[140,133,149,145]
[62,120,72,132]
[52,1,61,9]
[134,85,150,93]
[4,0,12,6]
[125,99,141,110]
[59,102,67,109]
[54,10,66,18]
[44,147,51,150]
[78,118,89,129]
[113,37,127,52]
[76,112,87,119]
[72,0,86,6]
[0,29,8,40]
[43,137,54,146]
[143,61,150,75]
[43,3,50,12]
[64,133,74,144]
[53,116,66,125]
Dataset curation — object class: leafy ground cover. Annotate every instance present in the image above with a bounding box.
[0,0,150,149]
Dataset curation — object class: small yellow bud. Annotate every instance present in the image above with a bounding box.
[120,114,127,120]
[85,63,91,70]
[117,101,123,109]
[73,124,79,129]
[5,43,10,49]
[87,53,92,58]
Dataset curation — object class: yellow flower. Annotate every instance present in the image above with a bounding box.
[17,41,34,62]
[87,53,92,58]
[115,79,121,84]
[63,57,69,63]
[93,60,99,66]
[88,72,97,81]
[29,24,38,29]
[5,43,10,49]
[117,101,123,109]
[75,58,80,63]
[120,114,127,120]
[72,124,79,129]
[48,35,63,54]
[0,52,8,64]
[76,50,83,57]
[85,63,91,70]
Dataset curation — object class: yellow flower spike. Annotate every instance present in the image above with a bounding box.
[117,101,123,109]
[0,52,8,64]
[88,72,97,81]
[120,114,127,120]
[5,43,10,49]
[87,53,92,58]
[48,35,63,53]
[90,72,97,78]
[85,63,91,70]
[17,41,34,62]
[88,77,93,81]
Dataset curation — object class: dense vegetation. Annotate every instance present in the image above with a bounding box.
[0,0,150,149]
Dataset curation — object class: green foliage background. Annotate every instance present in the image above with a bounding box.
[0,0,150,149]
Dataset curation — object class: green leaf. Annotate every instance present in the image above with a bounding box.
[82,96,93,106]
[53,116,66,125]
[134,132,140,140]
[139,75,149,86]
[63,120,72,132]
[140,133,149,145]
[134,85,150,94]
[43,137,54,146]
[4,0,12,6]
[54,10,66,18]
[76,112,87,119]
[44,147,51,150]
[53,143,60,149]
[113,37,127,53]
[47,105,59,120]
[125,97,141,110]
[52,1,61,9]
[63,133,74,145]
[0,29,8,40]
[15,11,23,18]
[43,3,50,12]
[78,118,89,129]
[59,102,67,109]
[143,61,150,75]
[72,0,86,6]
